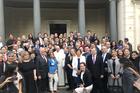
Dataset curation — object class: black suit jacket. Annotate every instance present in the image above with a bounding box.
[101,53,111,78]
[101,53,111,74]
[80,69,93,87]
[103,53,111,63]
[64,53,72,70]
[86,54,104,78]
[35,54,48,79]
[0,62,4,77]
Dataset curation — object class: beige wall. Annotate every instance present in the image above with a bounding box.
[117,0,140,50]
[124,0,135,48]
[5,7,107,39]
[134,3,140,49]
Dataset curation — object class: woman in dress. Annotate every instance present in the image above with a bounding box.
[18,51,37,93]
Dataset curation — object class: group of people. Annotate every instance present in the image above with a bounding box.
[0,31,140,93]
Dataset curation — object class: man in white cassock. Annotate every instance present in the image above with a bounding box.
[54,45,65,86]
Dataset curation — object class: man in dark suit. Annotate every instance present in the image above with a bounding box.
[86,30,93,43]
[0,53,4,77]
[86,48,104,93]
[101,46,111,93]
[36,47,49,93]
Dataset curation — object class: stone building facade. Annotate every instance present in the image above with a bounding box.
[0,0,140,49]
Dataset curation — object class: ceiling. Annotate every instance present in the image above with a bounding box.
[4,0,109,9]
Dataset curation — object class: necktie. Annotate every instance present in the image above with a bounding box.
[77,58,80,70]
[102,53,105,62]
[36,45,39,49]
[43,56,48,63]
[92,56,96,64]
[112,59,116,76]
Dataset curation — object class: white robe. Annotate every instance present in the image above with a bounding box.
[54,49,65,86]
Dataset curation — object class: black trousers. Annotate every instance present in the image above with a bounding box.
[65,69,73,89]
[37,79,47,93]
[101,74,109,93]
[91,77,104,93]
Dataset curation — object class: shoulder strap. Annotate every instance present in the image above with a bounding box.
[128,67,140,78]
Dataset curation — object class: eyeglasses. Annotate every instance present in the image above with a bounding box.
[8,55,14,57]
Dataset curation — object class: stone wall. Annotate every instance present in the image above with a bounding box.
[118,0,140,50]
[4,7,107,39]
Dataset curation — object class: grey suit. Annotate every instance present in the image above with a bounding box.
[107,58,123,86]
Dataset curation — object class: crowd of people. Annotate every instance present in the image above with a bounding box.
[0,31,140,93]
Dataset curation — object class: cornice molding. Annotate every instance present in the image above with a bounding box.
[132,0,140,4]
[109,0,116,2]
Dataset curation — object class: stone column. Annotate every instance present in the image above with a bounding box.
[109,0,117,41]
[78,0,86,36]
[0,0,5,42]
[117,0,125,40]
[33,0,41,37]
[134,1,140,49]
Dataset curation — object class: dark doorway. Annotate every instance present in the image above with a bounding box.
[50,24,67,35]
